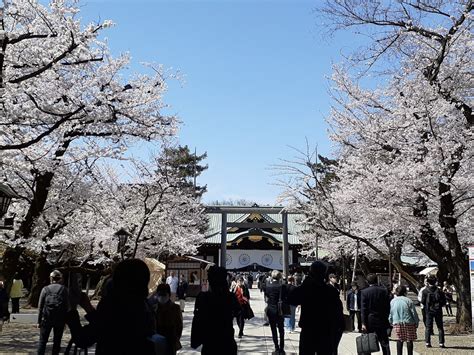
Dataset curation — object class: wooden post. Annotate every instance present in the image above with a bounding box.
[220,213,227,267]
[282,212,289,277]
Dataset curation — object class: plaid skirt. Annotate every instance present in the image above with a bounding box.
[393,323,417,342]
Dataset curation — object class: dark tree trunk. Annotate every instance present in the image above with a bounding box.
[27,256,51,308]
[448,256,471,329]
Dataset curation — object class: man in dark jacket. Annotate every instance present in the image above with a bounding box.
[346,282,362,332]
[37,270,70,355]
[288,261,344,355]
[360,273,391,355]
[264,271,286,353]
[421,275,446,348]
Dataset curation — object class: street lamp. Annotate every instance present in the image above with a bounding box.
[0,182,17,218]
[114,228,131,259]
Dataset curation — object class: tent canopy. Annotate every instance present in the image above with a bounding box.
[144,258,166,293]
[418,266,438,276]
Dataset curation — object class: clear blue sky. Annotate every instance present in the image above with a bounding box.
[79,0,362,204]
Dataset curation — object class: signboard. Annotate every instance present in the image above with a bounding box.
[469,246,474,333]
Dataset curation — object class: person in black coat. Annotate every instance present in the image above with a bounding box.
[346,282,362,332]
[191,266,240,355]
[288,261,344,355]
[360,273,391,355]
[421,276,446,348]
[264,270,286,354]
[66,259,157,355]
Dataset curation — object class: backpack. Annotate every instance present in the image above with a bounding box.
[43,285,67,322]
[426,288,442,313]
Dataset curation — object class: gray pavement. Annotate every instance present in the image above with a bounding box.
[177,288,419,354]
[0,288,420,354]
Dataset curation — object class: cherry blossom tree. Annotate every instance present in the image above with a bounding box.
[0,0,178,288]
[280,0,473,328]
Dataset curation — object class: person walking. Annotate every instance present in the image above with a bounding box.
[153,284,183,355]
[421,276,446,348]
[166,272,179,302]
[360,273,391,355]
[264,270,286,354]
[417,279,429,327]
[389,285,419,355]
[10,273,24,314]
[191,265,241,354]
[234,277,251,338]
[247,273,254,289]
[37,270,70,355]
[177,275,188,312]
[284,276,297,333]
[346,281,362,332]
[442,281,454,316]
[288,261,344,355]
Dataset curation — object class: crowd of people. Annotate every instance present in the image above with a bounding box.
[0,260,457,355]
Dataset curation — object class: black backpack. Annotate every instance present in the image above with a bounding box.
[427,288,442,313]
[44,285,67,321]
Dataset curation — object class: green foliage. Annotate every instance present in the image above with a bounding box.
[158,145,208,197]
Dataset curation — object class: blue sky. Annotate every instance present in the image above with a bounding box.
[78,0,363,204]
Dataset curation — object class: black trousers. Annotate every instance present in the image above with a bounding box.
[267,312,284,350]
[11,298,20,313]
[299,327,334,355]
[350,310,362,331]
[38,323,65,355]
[425,312,445,345]
[236,313,245,335]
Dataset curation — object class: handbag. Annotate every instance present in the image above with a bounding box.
[356,333,380,354]
[277,284,291,317]
[243,303,255,320]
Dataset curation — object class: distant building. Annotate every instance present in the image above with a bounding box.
[165,206,305,295]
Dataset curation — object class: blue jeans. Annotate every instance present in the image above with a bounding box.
[284,305,296,331]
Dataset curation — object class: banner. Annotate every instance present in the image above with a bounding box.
[222,249,292,270]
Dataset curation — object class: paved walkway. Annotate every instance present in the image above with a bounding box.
[177,288,419,354]
[0,288,421,354]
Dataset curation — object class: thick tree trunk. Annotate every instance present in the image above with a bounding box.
[448,257,472,330]
[27,256,51,308]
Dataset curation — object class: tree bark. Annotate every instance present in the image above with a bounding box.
[27,256,51,308]
[450,258,471,328]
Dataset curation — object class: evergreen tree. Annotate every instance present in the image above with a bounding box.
[158,145,208,197]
